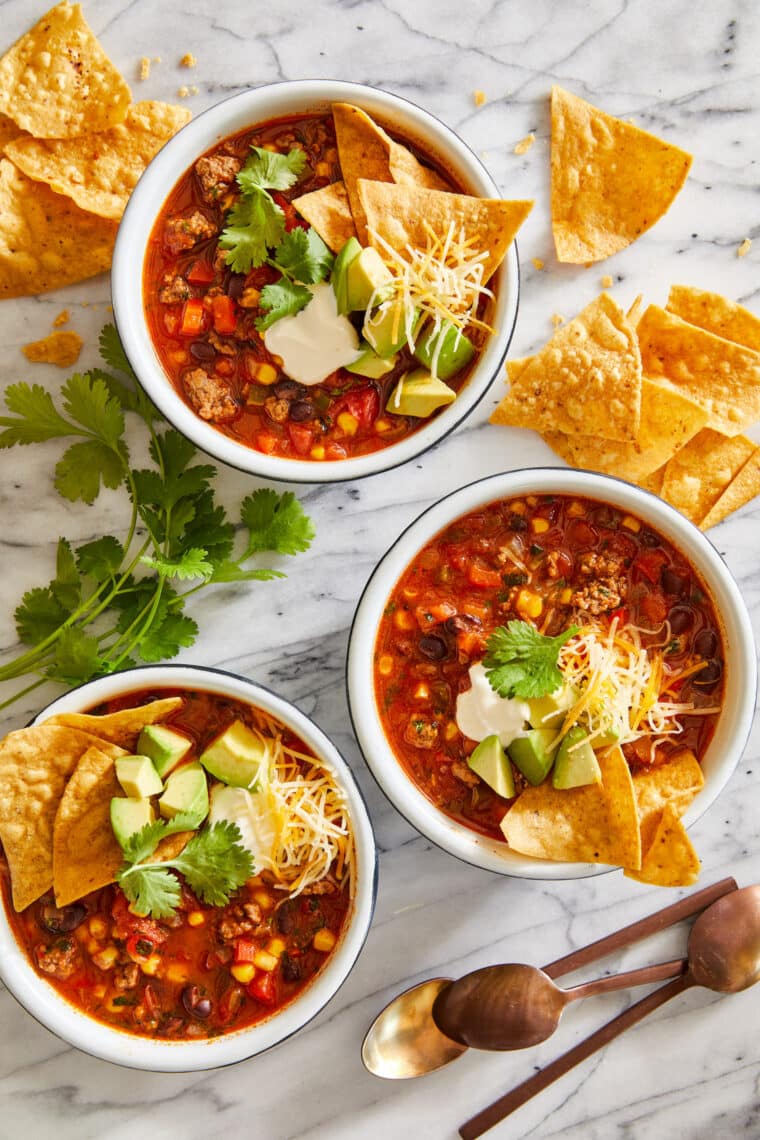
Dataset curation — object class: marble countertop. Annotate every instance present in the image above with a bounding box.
[1,1,759,1137]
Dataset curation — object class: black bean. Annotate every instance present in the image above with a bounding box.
[193,998,212,1020]
[418,634,447,661]
[281,953,302,983]
[273,379,307,400]
[694,628,719,658]
[661,567,689,596]
[39,901,86,934]
[443,614,481,635]
[508,514,528,531]
[226,274,246,300]
[668,605,694,634]
[693,659,723,691]
[181,985,200,1013]
[276,899,297,934]
[289,399,315,422]
[189,341,215,362]
[640,531,660,548]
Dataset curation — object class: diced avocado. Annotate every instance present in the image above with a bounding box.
[552,726,602,790]
[345,341,397,378]
[386,369,456,418]
[346,246,393,311]
[364,301,419,356]
[414,320,475,380]
[527,684,578,730]
[115,754,164,799]
[199,719,269,788]
[508,729,557,786]
[158,763,209,824]
[137,723,192,779]
[467,734,516,799]
[331,237,362,315]
[593,722,623,747]
[110,796,155,849]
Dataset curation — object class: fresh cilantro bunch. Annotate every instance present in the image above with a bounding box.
[218,145,334,330]
[116,816,253,918]
[484,621,579,699]
[0,325,314,712]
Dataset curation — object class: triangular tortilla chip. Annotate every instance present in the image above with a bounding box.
[660,429,757,525]
[501,745,642,869]
[632,748,704,854]
[667,285,760,352]
[543,377,708,481]
[45,696,184,749]
[639,466,665,495]
[333,102,448,242]
[0,2,131,139]
[292,180,358,252]
[0,111,26,148]
[551,86,692,263]
[625,805,700,886]
[700,447,760,529]
[0,726,125,911]
[490,293,641,440]
[5,101,191,220]
[637,305,760,436]
[53,744,189,906]
[0,157,117,298]
[359,180,532,287]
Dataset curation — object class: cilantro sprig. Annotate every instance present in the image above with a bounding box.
[0,325,315,711]
[116,818,253,918]
[483,621,579,700]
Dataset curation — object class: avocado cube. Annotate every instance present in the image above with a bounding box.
[115,754,164,799]
[331,237,362,315]
[508,729,557,786]
[467,734,516,799]
[593,722,623,747]
[527,684,578,730]
[552,726,602,790]
[110,796,155,849]
[364,301,419,356]
[158,763,209,825]
[345,342,397,378]
[413,320,475,380]
[346,247,393,311]
[200,719,269,788]
[386,369,456,418]
[137,724,192,779]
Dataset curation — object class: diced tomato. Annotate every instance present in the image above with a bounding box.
[179,298,206,337]
[111,894,168,944]
[248,970,278,1006]
[609,606,629,626]
[324,441,348,461]
[126,933,156,960]
[256,431,278,454]
[271,191,308,232]
[566,519,597,548]
[186,259,215,284]
[414,600,457,627]
[69,973,96,990]
[467,562,503,589]
[634,549,668,584]
[335,386,380,429]
[233,938,257,964]
[211,294,237,334]
[288,423,315,455]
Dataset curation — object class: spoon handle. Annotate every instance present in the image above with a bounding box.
[459,973,694,1140]
[565,956,687,1001]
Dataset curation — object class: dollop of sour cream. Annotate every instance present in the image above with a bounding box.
[263,281,360,385]
[455,662,530,747]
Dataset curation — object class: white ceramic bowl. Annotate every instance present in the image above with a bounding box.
[0,665,377,1070]
[112,80,520,483]
[347,469,756,878]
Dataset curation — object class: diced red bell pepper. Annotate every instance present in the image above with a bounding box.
[335,386,380,430]
[233,938,257,964]
[179,298,206,337]
[211,293,237,334]
[248,970,278,1006]
[186,259,216,285]
[287,423,315,456]
[609,606,629,626]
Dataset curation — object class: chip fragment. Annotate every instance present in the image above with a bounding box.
[22,329,83,367]
[45,696,184,749]
[292,180,358,253]
[660,430,757,526]
[625,805,700,887]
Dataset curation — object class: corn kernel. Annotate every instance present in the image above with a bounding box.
[567,500,585,517]
[401,585,419,600]
[374,418,393,433]
[106,995,128,1013]
[445,720,459,741]
[87,938,102,955]
[621,515,641,532]
[187,910,205,927]
[267,938,286,957]
[92,985,106,1000]
[253,889,273,912]
[337,411,358,436]
[253,950,279,972]
[93,945,119,971]
[510,500,527,514]
[531,517,550,534]
[394,609,414,631]
[559,587,573,604]
[89,917,108,940]
[313,929,336,953]
[310,444,326,460]
[250,362,278,386]
[516,588,543,620]
[239,286,261,308]
[263,142,278,152]
[315,160,331,177]
[378,654,394,676]
[231,962,256,984]
[139,955,162,976]
[170,349,189,365]
[166,961,192,984]
[413,682,430,701]
[526,496,538,507]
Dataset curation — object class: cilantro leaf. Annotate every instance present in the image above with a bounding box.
[236,146,307,194]
[55,440,124,504]
[48,627,102,684]
[483,621,579,699]
[141,548,214,581]
[0,383,74,446]
[76,536,124,579]
[208,562,285,584]
[118,812,200,863]
[180,489,234,567]
[98,324,137,380]
[271,227,334,284]
[15,587,68,645]
[61,373,124,448]
[137,612,199,663]
[120,867,182,919]
[219,191,285,272]
[255,280,312,332]
[52,538,81,612]
[241,489,315,556]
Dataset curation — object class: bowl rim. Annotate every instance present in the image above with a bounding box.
[0,663,377,1071]
[112,78,521,484]
[346,467,757,879]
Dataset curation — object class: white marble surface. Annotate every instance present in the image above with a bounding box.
[1,1,759,1137]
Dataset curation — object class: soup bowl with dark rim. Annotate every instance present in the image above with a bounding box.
[112,80,521,483]
[0,665,376,1070]
[346,469,756,878]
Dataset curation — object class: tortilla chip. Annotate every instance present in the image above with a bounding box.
[292,180,357,252]
[625,805,700,886]
[542,377,708,482]
[632,748,704,854]
[627,294,645,328]
[639,466,665,496]
[45,695,184,749]
[53,744,189,906]
[637,305,760,436]
[666,285,760,352]
[0,2,131,139]
[490,293,641,440]
[359,180,533,287]
[5,101,191,220]
[660,429,757,525]
[0,158,117,298]
[22,330,83,367]
[0,112,26,148]
[501,745,641,869]
[332,102,448,243]
[550,87,692,263]
[505,357,531,384]
[700,447,760,529]
[0,725,124,911]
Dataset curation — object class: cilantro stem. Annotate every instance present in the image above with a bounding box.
[0,676,47,713]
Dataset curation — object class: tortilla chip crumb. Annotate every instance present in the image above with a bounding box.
[514,133,535,155]
[52,309,69,328]
[532,258,545,271]
[178,86,190,98]
[601,274,614,288]
[180,53,197,68]
[153,56,162,63]
[551,312,565,327]
[737,237,752,257]
[22,331,83,368]
[139,56,151,81]
[473,90,487,107]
